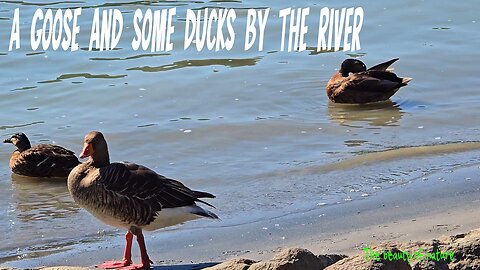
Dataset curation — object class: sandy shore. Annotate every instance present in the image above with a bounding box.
[3,149,480,270]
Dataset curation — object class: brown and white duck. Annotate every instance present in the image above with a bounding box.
[67,131,218,270]
[3,133,80,178]
[326,58,412,104]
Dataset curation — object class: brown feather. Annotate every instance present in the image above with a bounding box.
[9,144,80,178]
[68,131,218,230]
[326,58,411,104]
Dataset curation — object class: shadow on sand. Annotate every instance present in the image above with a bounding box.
[153,262,219,270]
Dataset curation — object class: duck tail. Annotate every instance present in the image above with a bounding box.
[368,58,399,71]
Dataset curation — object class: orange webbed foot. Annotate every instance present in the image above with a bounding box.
[96,259,132,269]
[117,263,151,270]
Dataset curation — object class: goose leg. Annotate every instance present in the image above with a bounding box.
[118,229,153,270]
[96,231,133,269]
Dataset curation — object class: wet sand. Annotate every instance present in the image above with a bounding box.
[4,147,480,270]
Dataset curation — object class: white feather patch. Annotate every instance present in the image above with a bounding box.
[142,206,204,231]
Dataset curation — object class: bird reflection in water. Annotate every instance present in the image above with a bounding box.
[10,174,79,222]
[328,100,404,128]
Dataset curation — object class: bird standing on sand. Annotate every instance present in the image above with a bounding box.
[3,133,80,178]
[67,131,218,270]
[326,58,412,104]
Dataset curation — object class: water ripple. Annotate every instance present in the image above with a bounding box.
[38,73,127,84]
[0,0,85,6]
[0,121,44,131]
[11,86,37,92]
[128,57,262,73]
[90,53,170,61]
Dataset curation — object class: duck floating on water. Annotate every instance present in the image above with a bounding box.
[67,131,218,269]
[3,133,80,178]
[326,58,412,104]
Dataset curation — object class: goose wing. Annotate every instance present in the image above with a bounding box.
[97,162,215,210]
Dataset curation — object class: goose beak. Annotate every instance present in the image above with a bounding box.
[79,143,93,159]
[3,138,11,144]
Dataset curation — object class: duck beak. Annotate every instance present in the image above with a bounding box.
[79,143,93,159]
[3,138,11,144]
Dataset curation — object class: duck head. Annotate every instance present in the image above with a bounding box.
[339,59,367,77]
[3,133,32,151]
[80,131,110,167]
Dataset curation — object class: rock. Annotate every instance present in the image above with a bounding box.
[325,246,411,270]
[317,254,349,269]
[409,240,450,270]
[204,248,345,270]
[248,248,314,270]
[445,229,480,270]
[203,258,257,270]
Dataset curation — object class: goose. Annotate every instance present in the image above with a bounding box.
[3,133,79,178]
[326,58,412,104]
[67,131,218,269]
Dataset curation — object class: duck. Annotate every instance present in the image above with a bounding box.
[326,58,412,104]
[3,133,80,178]
[67,131,218,270]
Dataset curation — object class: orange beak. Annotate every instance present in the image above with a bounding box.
[79,143,93,159]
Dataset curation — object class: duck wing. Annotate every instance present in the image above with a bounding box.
[350,70,407,92]
[14,144,80,177]
[367,58,399,71]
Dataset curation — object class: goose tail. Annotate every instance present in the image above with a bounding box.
[190,205,219,219]
[402,77,413,84]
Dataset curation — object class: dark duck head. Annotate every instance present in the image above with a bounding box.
[339,58,367,77]
[3,133,32,152]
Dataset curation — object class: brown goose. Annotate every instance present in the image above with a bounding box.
[67,131,218,270]
[3,133,80,178]
[326,58,412,104]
